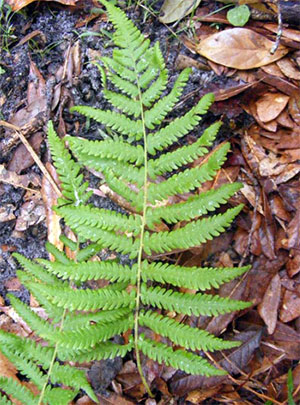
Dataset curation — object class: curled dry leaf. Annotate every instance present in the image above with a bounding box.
[196,28,289,69]
[258,273,281,334]
[159,0,201,23]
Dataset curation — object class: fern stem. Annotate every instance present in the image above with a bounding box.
[37,308,67,405]
[134,65,153,398]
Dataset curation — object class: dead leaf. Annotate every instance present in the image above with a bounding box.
[159,0,201,23]
[277,58,300,80]
[258,273,281,334]
[286,250,300,277]
[0,164,40,190]
[15,199,46,231]
[41,163,63,255]
[218,330,262,375]
[256,92,289,123]
[280,289,300,323]
[6,0,78,12]
[196,28,288,69]
[7,132,44,174]
[0,204,16,222]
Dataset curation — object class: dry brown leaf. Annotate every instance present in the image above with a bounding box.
[264,23,300,43]
[280,289,300,323]
[258,273,281,334]
[256,92,289,123]
[41,162,63,256]
[159,0,201,23]
[6,0,78,12]
[196,28,288,69]
[277,58,300,80]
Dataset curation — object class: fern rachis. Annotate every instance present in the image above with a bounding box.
[0,1,251,403]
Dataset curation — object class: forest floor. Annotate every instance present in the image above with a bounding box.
[0,0,300,404]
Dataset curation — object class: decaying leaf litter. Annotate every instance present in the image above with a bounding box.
[0,0,300,403]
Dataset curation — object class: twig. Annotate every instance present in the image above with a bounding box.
[271,0,283,54]
[0,120,62,197]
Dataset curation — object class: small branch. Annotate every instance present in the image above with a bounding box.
[270,0,283,54]
[0,120,62,197]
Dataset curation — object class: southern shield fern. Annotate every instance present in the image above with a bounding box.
[0,1,251,402]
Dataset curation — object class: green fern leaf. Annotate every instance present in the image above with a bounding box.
[141,261,250,290]
[145,68,191,129]
[145,205,243,254]
[141,284,250,316]
[146,143,230,204]
[50,315,134,350]
[30,282,136,311]
[146,182,242,228]
[59,342,134,363]
[1,2,252,401]
[55,204,141,236]
[147,93,215,155]
[138,335,226,376]
[149,121,222,177]
[39,259,135,283]
[140,310,240,351]
[47,121,91,206]
[70,107,143,140]
[67,136,144,165]
[103,90,140,117]
[0,378,37,405]
[63,308,132,330]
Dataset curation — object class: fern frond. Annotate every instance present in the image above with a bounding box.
[149,121,222,177]
[63,308,132,329]
[0,378,37,405]
[145,205,243,254]
[13,252,62,286]
[50,315,134,350]
[141,284,250,316]
[59,342,134,363]
[103,90,140,117]
[0,345,46,389]
[0,3,252,400]
[101,0,146,52]
[146,143,230,204]
[70,107,143,140]
[104,171,143,211]
[140,311,240,351]
[60,222,138,257]
[38,259,135,283]
[145,68,191,129]
[107,69,139,98]
[70,153,145,187]
[101,56,137,83]
[7,294,55,337]
[47,122,91,206]
[30,282,136,311]
[138,335,226,376]
[141,261,250,290]
[55,204,141,236]
[147,93,215,155]
[146,182,242,228]
[67,136,144,165]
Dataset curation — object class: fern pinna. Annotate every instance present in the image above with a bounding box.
[0,1,251,403]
